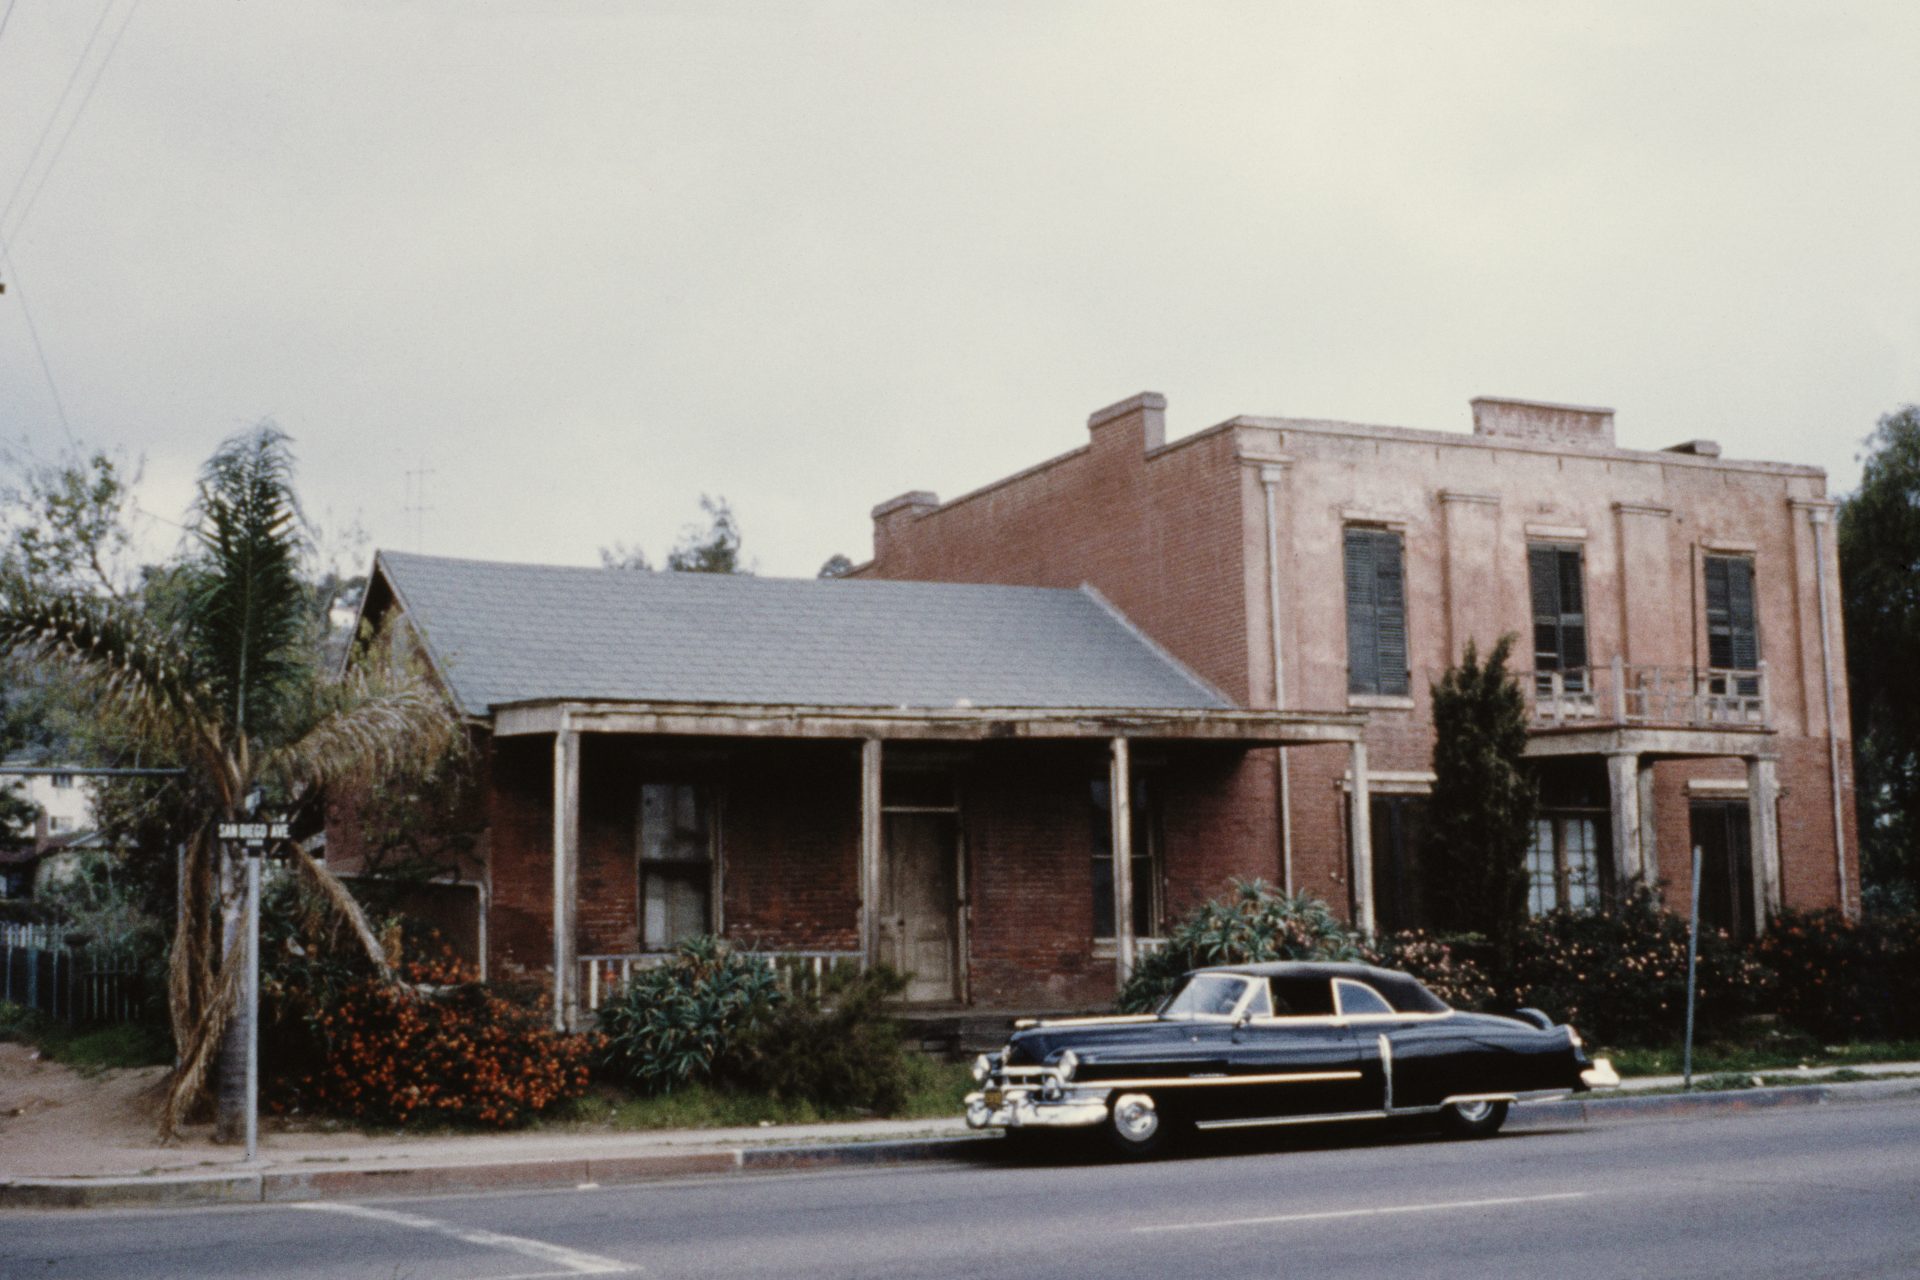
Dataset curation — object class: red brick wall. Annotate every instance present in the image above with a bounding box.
[487,734,553,979]
[860,406,1254,703]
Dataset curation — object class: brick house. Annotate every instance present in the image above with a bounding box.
[329,552,1363,1025]
[856,392,1859,944]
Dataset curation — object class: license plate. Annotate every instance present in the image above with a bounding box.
[984,1088,1004,1108]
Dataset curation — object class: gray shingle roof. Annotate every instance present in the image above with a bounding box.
[374,552,1228,718]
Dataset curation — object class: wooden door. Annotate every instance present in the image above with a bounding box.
[879,811,958,1004]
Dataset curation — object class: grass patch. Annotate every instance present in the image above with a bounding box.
[1604,1038,1920,1079]
[0,1001,172,1072]
[553,1058,975,1133]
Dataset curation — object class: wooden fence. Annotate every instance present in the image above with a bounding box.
[1,921,145,1026]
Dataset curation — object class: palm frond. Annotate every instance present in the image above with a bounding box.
[264,671,460,797]
[0,583,226,778]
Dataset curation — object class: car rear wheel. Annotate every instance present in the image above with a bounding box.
[1104,1091,1173,1158]
[1438,1099,1509,1139]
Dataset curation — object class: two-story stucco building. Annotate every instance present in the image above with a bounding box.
[858,392,1857,958]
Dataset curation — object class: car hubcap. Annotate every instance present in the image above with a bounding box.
[1454,1100,1494,1123]
[1113,1093,1159,1143]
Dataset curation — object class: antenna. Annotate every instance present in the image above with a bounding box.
[402,465,436,552]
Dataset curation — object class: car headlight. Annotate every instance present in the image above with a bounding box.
[972,1054,992,1083]
[1056,1049,1078,1082]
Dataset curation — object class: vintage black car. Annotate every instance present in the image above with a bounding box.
[964,960,1618,1156]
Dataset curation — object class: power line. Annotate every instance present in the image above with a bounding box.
[0,0,119,236]
[0,0,20,49]
[5,0,144,242]
[0,244,74,441]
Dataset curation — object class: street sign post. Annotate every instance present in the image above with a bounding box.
[216,818,289,1165]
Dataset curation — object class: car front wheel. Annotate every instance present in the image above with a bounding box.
[1104,1091,1172,1158]
[1438,1099,1509,1139]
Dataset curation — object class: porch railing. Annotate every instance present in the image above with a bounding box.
[1530,657,1767,730]
[580,949,864,1013]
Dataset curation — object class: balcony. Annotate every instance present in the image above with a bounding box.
[1530,657,1768,731]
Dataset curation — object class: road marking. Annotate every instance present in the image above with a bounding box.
[293,1201,633,1274]
[1134,1191,1591,1233]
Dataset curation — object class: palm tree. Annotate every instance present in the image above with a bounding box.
[0,426,457,1138]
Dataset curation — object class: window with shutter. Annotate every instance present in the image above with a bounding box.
[1344,528,1409,696]
[1528,543,1588,693]
[1703,555,1760,695]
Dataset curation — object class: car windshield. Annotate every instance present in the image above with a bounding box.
[1159,974,1252,1019]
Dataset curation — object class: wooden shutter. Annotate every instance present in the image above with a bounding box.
[1704,555,1757,671]
[1345,528,1379,694]
[1373,534,1408,695]
[1528,544,1587,673]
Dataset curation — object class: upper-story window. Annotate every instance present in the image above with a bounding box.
[1703,554,1760,695]
[1528,544,1588,693]
[51,773,74,789]
[1344,527,1409,697]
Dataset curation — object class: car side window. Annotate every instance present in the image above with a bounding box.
[1334,979,1394,1017]
[1267,977,1336,1018]
[1240,981,1272,1019]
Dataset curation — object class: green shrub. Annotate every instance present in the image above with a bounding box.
[1502,887,1768,1047]
[723,966,914,1114]
[1117,880,1365,1013]
[1363,930,1499,1010]
[1754,909,1920,1041]
[596,937,784,1094]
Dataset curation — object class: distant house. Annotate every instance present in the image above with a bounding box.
[329,552,1363,1026]
[0,754,98,899]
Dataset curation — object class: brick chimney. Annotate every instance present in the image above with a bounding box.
[1087,392,1167,453]
[871,490,940,560]
[1470,396,1615,448]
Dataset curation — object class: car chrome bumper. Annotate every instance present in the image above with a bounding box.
[1580,1057,1621,1089]
[964,1086,1110,1130]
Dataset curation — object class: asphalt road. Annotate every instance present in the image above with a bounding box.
[6,1098,1919,1280]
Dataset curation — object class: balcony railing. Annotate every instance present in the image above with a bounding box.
[1530,657,1767,730]
[580,948,863,1012]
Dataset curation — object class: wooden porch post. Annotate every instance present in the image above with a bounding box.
[1606,752,1645,888]
[1748,755,1782,926]
[1110,737,1135,988]
[859,738,882,970]
[1349,739,1374,935]
[551,718,581,1032]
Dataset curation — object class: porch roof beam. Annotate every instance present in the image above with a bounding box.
[1526,726,1778,761]
[491,700,1365,745]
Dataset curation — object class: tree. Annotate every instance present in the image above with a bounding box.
[1425,635,1536,948]
[0,426,458,1138]
[666,495,747,574]
[1840,406,1920,909]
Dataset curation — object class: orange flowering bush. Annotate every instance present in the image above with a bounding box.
[1754,909,1920,1041]
[267,952,598,1128]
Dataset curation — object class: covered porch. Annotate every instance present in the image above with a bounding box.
[495,699,1364,1031]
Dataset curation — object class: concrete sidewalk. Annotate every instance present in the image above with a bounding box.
[5,1067,1917,1211]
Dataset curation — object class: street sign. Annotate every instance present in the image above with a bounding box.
[216,821,291,845]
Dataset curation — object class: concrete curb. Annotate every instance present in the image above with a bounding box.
[6,1078,1914,1211]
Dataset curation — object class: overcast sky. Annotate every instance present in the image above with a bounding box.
[1,2,1914,579]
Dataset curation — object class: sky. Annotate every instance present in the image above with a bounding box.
[0,1,1915,579]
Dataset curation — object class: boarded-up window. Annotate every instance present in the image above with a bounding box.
[1528,544,1589,692]
[1704,554,1760,695]
[1344,528,1409,696]
[638,783,714,950]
